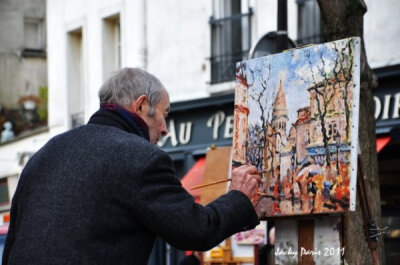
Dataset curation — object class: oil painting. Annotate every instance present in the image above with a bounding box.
[232,37,360,217]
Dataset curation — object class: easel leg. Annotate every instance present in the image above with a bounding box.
[254,244,259,265]
[298,219,315,265]
[357,155,380,265]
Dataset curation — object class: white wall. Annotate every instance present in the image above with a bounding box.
[47,0,154,128]
[364,0,400,68]
[147,0,211,102]
[46,0,400,115]
[45,0,300,106]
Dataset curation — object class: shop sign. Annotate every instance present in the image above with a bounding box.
[158,110,234,148]
[158,87,400,148]
[374,92,400,120]
[374,87,400,133]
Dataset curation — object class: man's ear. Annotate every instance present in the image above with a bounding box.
[129,95,149,115]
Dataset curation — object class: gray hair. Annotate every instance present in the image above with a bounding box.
[99,67,166,117]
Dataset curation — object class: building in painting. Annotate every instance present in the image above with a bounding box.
[261,77,353,215]
[232,72,249,165]
[294,107,311,164]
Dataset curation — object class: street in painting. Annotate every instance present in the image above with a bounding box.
[232,38,360,217]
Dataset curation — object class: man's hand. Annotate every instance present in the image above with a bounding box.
[229,165,261,203]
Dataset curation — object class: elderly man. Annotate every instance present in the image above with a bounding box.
[3,68,261,265]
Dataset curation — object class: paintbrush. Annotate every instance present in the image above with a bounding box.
[190,169,268,190]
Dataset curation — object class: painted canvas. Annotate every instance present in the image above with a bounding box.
[232,37,360,217]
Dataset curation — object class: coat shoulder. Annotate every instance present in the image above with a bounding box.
[52,124,164,156]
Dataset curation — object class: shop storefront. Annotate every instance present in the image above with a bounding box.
[374,64,400,264]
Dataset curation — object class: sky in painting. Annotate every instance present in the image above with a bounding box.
[241,41,342,130]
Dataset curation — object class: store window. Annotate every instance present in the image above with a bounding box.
[210,0,252,84]
[102,14,121,81]
[296,0,322,45]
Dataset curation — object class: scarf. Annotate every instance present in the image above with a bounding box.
[95,103,150,140]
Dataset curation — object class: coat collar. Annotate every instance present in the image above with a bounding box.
[88,104,150,141]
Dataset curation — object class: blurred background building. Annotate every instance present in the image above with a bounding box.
[0,0,48,257]
[0,0,399,264]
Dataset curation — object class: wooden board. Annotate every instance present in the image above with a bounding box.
[200,146,232,206]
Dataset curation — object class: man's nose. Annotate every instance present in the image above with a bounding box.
[161,120,168,136]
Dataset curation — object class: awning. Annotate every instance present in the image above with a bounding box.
[181,157,206,201]
[377,136,391,153]
[0,213,9,235]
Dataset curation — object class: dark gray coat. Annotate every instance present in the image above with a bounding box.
[2,109,259,265]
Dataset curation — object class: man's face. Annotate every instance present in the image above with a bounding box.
[141,92,170,144]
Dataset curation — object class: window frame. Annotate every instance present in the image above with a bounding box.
[22,17,46,57]
[296,0,322,45]
[209,0,253,85]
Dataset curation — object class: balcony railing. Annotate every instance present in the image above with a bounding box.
[210,50,250,84]
[209,10,252,84]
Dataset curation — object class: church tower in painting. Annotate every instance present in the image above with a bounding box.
[271,79,289,145]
